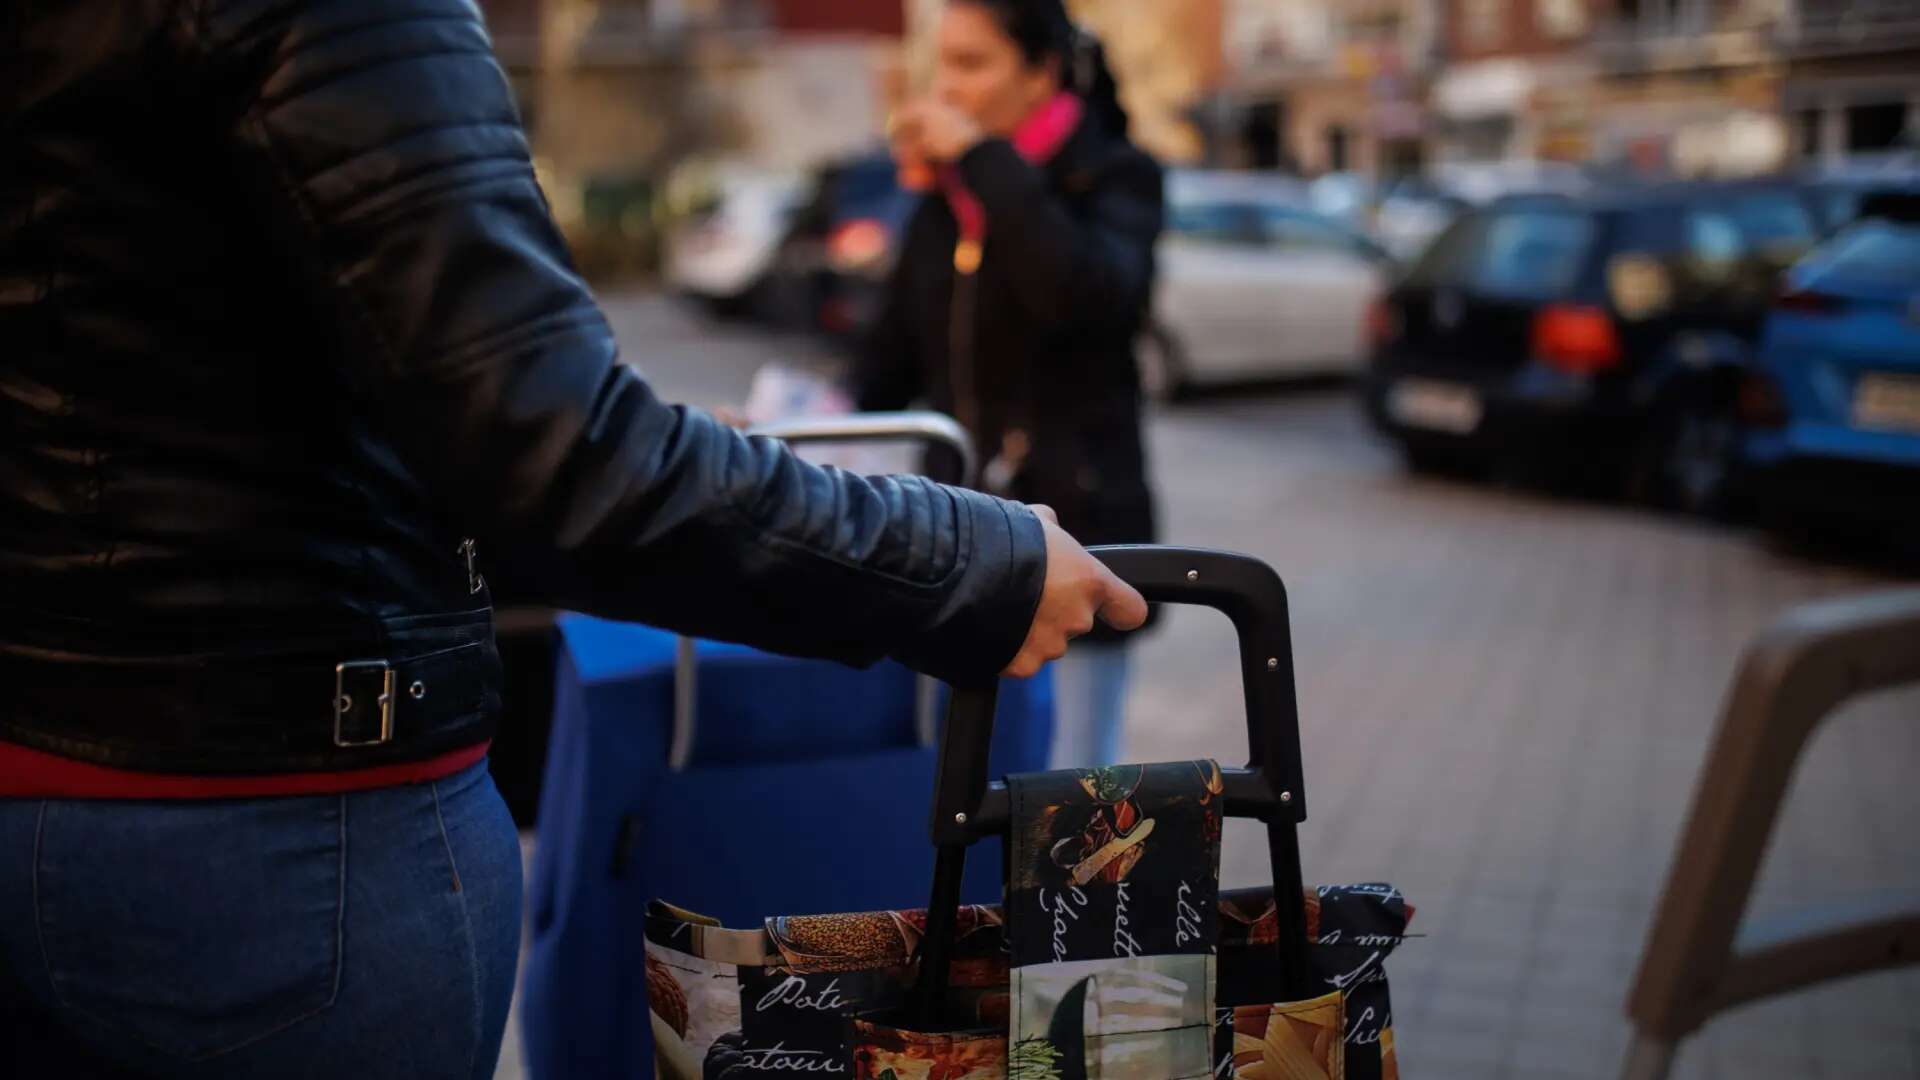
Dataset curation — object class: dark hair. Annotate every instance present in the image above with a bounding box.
[958,0,1130,137]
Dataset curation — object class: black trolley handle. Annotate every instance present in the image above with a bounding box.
[911,545,1313,1026]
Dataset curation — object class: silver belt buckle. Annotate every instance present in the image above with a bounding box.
[334,660,396,748]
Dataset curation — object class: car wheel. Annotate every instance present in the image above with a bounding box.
[1399,442,1484,480]
[695,286,759,321]
[1137,324,1194,403]
[1634,404,1742,517]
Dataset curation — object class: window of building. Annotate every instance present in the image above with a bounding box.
[1243,101,1284,171]
[1847,102,1912,153]
[1620,0,1706,33]
[1535,0,1588,39]
[1327,125,1351,172]
[1797,108,1822,161]
[1383,139,1426,179]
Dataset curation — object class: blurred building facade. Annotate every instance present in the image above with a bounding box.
[1067,0,1225,164]
[476,0,905,271]
[1431,0,1596,164]
[477,0,1920,255]
[1132,0,1918,178]
[1777,0,1920,168]
[1582,0,1919,174]
[1216,0,1442,173]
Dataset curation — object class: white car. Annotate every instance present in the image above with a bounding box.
[1143,170,1393,399]
[663,164,807,310]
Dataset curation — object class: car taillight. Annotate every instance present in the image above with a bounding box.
[1366,296,1401,349]
[1774,287,1842,315]
[1531,304,1622,376]
[827,219,890,273]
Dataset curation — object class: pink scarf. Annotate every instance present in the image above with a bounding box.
[941,92,1083,273]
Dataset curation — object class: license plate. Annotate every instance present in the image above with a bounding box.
[1853,373,1920,434]
[1388,378,1483,435]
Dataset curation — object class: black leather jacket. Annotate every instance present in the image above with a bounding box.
[854,125,1160,551]
[0,0,1047,775]
[853,122,1161,643]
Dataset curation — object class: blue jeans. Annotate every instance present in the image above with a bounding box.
[0,759,522,1079]
[1046,642,1133,769]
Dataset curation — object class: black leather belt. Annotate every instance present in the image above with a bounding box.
[0,639,502,775]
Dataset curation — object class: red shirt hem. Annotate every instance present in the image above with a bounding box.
[0,739,493,799]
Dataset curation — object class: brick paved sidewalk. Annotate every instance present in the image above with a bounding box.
[1129,396,1920,1080]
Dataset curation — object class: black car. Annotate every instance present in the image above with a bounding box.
[1363,180,1821,511]
[764,150,918,340]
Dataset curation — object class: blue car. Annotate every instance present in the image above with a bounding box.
[1745,197,1920,529]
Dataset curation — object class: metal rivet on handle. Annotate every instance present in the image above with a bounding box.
[409,680,427,700]
[1267,657,1279,670]
[335,694,353,714]
[1186,569,1199,582]
[954,812,968,826]
[1279,791,1293,803]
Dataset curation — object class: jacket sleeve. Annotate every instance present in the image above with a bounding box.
[188,0,1045,683]
[955,136,1163,332]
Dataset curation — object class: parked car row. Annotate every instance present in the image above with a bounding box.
[666,152,1918,535]
[1143,169,1392,398]
[1743,190,1920,530]
[663,150,915,336]
[1363,177,1920,534]
[661,162,809,315]
[667,158,1402,397]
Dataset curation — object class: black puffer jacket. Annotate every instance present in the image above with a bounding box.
[853,120,1162,554]
[0,0,1047,775]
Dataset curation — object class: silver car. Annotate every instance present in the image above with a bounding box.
[1143,170,1394,399]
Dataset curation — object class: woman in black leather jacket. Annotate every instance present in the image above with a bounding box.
[0,0,1143,1075]
[854,0,1164,770]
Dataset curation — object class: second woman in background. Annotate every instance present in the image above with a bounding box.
[855,0,1164,767]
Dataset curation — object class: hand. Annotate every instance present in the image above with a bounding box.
[889,99,986,166]
[710,405,750,430]
[1003,505,1149,678]
[888,126,936,192]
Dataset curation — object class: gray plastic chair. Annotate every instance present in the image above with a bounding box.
[1622,589,1920,1079]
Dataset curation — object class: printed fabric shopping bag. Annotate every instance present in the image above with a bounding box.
[1001,761,1224,1079]
[643,876,1411,1079]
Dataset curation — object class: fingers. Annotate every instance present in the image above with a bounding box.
[1096,573,1149,631]
[885,103,920,142]
[1001,588,1104,679]
[888,101,928,132]
[1002,632,1065,679]
[888,103,929,162]
[1001,505,1143,679]
[1003,648,1044,680]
